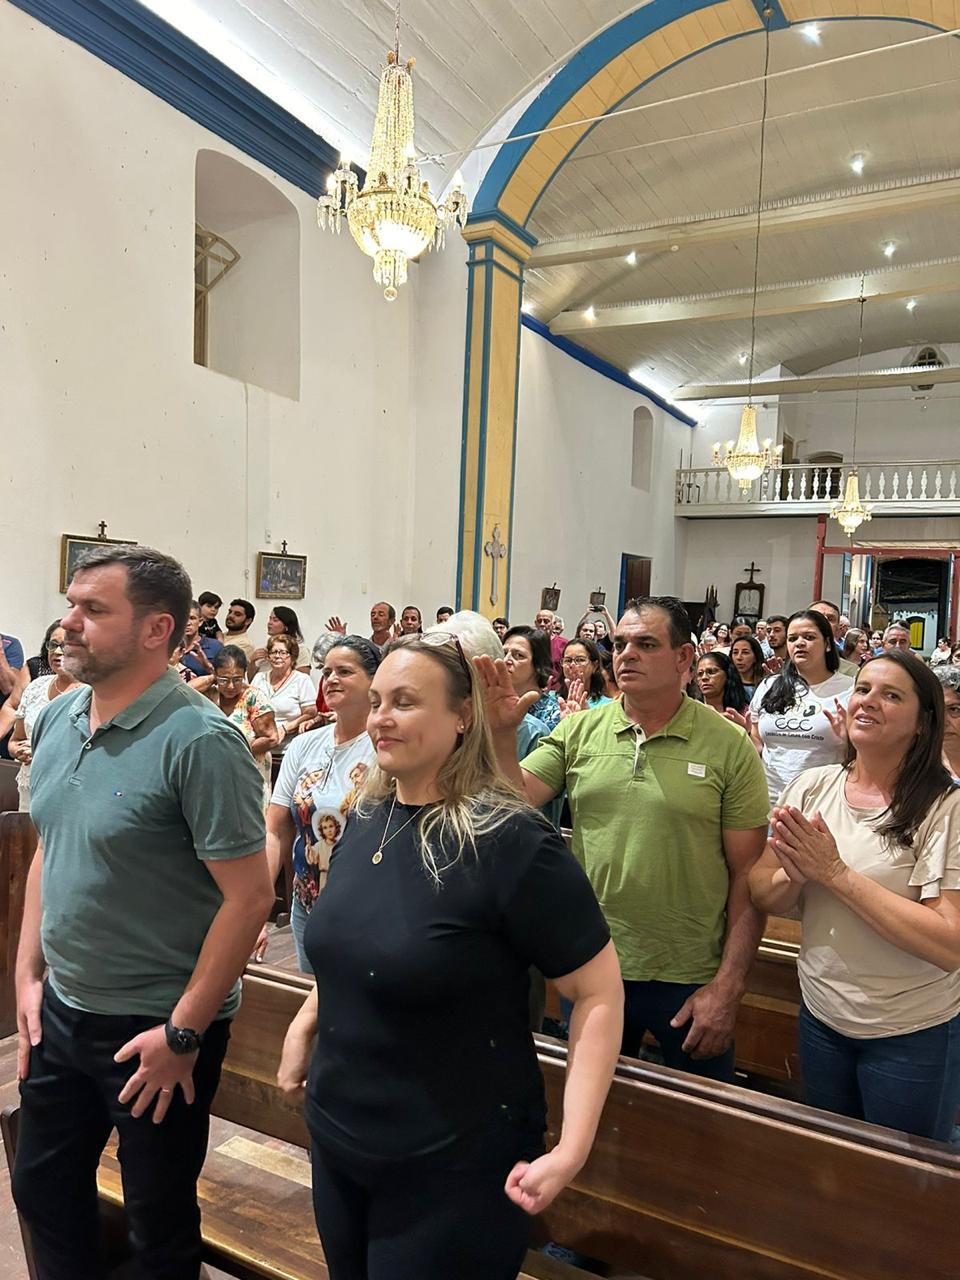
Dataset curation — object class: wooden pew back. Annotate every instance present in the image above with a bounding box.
[228,968,960,1280]
[0,811,36,1037]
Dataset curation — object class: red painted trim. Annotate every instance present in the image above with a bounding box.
[813,515,826,600]
[950,555,959,645]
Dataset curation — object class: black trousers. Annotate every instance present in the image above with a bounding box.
[310,1140,533,1280]
[12,984,230,1280]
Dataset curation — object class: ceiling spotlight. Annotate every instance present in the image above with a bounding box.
[883,241,896,258]
[738,351,749,366]
[584,305,596,321]
[670,244,679,252]
[801,23,821,42]
[849,153,866,176]
[625,251,637,266]
[906,298,918,312]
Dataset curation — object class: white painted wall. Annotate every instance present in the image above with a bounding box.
[0,4,459,653]
[510,326,692,624]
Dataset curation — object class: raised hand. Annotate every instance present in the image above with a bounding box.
[473,654,539,733]
[722,707,749,730]
[558,677,589,719]
[326,616,347,636]
[823,698,848,742]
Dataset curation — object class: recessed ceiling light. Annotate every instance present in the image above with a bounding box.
[883,241,896,258]
[738,351,749,366]
[670,244,679,252]
[849,153,866,176]
[906,298,918,311]
[584,305,596,321]
[625,251,637,266]
[801,23,821,42]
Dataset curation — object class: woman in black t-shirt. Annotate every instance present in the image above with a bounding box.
[278,632,622,1280]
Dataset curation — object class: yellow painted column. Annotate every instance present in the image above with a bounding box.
[456,218,532,620]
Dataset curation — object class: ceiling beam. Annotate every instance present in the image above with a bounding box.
[550,260,960,335]
[674,364,960,400]
[529,176,960,269]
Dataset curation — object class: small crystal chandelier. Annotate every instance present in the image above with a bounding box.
[713,7,783,492]
[831,283,873,536]
[317,3,468,300]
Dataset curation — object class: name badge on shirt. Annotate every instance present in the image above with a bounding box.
[687,762,707,777]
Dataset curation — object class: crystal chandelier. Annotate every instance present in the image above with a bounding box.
[831,283,873,535]
[317,5,468,300]
[713,7,783,492]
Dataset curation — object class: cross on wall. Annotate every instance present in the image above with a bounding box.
[484,525,506,607]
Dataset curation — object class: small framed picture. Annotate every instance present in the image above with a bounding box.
[59,534,136,593]
[256,551,307,600]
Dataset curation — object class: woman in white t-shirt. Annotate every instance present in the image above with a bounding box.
[749,651,960,1141]
[749,610,853,806]
[252,634,316,742]
[266,636,382,970]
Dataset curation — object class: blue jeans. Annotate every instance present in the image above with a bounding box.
[290,896,311,973]
[611,980,736,1082]
[799,1002,960,1142]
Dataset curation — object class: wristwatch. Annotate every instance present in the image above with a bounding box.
[164,1020,202,1055]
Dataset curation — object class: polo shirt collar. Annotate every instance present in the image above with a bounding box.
[611,692,696,742]
[68,669,180,733]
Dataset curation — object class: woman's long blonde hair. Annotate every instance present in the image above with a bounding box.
[355,633,533,885]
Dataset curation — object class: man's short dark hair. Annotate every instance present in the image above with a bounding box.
[623,596,693,649]
[436,606,454,621]
[230,598,256,622]
[767,615,788,627]
[197,591,222,609]
[810,599,840,619]
[71,545,191,655]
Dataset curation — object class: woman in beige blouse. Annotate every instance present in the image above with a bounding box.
[749,650,960,1141]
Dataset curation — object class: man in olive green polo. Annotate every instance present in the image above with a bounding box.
[13,546,274,1280]
[481,595,769,1081]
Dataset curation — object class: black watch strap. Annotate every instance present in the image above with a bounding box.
[164,1020,202,1055]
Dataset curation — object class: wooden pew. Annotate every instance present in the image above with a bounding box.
[0,811,36,1037]
[117,968,960,1279]
[6,963,958,1279]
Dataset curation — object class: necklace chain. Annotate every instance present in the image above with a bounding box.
[371,794,423,865]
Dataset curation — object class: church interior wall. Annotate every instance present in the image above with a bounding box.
[0,3,437,651]
[511,325,690,622]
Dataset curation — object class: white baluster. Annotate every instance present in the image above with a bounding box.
[906,469,914,500]
[863,470,872,500]
[920,469,927,499]
[799,471,808,500]
[787,470,795,500]
[878,470,886,500]
[935,470,942,499]
[892,471,900,499]
[950,468,957,500]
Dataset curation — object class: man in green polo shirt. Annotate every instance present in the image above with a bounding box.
[480,595,769,1082]
[12,546,273,1280]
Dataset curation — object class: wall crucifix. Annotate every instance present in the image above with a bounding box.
[484,524,506,607]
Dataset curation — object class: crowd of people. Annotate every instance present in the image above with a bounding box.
[3,549,960,1280]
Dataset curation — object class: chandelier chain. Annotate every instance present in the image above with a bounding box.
[747,7,773,402]
[394,0,401,59]
[851,278,866,461]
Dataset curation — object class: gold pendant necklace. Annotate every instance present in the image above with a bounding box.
[371,795,424,864]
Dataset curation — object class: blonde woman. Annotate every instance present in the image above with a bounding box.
[278,632,622,1280]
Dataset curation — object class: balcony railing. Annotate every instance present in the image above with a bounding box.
[675,460,960,516]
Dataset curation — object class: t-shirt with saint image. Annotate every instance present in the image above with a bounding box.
[271,725,376,911]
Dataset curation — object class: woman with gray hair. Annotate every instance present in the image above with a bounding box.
[933,663,960,782]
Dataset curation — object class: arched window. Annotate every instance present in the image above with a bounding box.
[631,405,655,491]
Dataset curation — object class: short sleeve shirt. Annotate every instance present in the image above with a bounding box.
[304,803,610,1164]
[522,696,769,982]
[779,765,960,1037]
[271,726,376,910]
[252,670,315,723]
[750,673,854,805]
[180,634,223,677]
[29,670,267,1018]
[13,675,56,790]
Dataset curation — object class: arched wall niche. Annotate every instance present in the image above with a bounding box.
[195,149,300,399]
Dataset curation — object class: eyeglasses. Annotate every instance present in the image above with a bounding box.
[215,675,246,686]
[562,656,591,667]
[420,629,471,678]
[46,640,65,651]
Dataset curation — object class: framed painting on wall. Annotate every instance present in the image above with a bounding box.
[256,551,307,600]
[59,534,136,593]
